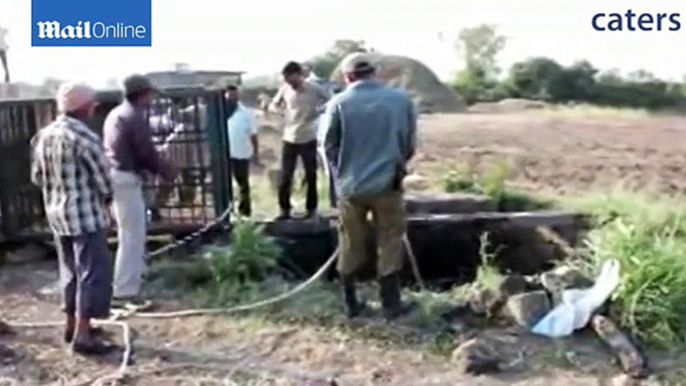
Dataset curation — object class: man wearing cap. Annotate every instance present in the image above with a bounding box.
[270,61,330,220]
[103,74,177,309]
[322,53,417,321]
[31,82,116,355]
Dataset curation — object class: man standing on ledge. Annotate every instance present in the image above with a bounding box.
[103,74,177,310]
[270,61,329,220]
[322,53,417,321]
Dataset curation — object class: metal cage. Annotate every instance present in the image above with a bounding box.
[0,87,232,241]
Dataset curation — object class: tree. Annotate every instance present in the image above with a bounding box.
[455,24,507,79]
[451,24,507,103]
[310,39,369,78]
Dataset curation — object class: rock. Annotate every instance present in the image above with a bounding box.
[451,338,501,375]
[497,274,528,298]
[468,287,505,317]
[506,290,551,329]
[403,173,430,191]
[541,266,593,305]
[590,315,647,378]
[0,320,13,335]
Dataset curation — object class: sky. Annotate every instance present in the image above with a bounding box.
[2,0,686,87]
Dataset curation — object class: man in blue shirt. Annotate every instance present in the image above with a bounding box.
[322,53,417,321]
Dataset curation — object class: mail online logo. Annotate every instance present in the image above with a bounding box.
[31,0,152,47]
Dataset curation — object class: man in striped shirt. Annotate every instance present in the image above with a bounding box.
[30,82,116,356]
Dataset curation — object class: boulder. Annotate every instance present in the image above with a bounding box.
[468,287,504,317]
[541,266,593,305]
[451,338,501,375]
[506,290,552,329]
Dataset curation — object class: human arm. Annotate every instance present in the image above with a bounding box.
[323,101,342,168]
[29,133,44,187]
[404,98,417,162]
[130,112,178,181]
[246,108,260,164]
[268,86,285,113]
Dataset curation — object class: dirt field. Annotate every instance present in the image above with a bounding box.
[2,110,686,385]
[411,111,686,197]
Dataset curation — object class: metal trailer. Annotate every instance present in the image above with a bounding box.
[0,87,233,243]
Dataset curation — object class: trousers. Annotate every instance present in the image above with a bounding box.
[55,229,113,319]
[317,146,337,208]
[110,169,147,298]
[231,158,252,216]
[278,140,318,213]
[337,190,406,278]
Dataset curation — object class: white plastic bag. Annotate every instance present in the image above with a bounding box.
[531,259,620,338]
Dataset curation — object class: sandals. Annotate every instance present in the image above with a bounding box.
[71,340,118,356]
[63,326,106,344]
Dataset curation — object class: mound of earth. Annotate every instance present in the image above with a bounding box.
[469,98,549,113]
[330,53,466,114]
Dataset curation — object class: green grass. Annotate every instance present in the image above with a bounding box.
[245,172,332,219]
[153,163,686,354]
[568,190,686,350]
[442,160,686,350]
[441,159,554,211]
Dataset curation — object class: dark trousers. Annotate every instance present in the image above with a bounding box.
[55,229,113,319]
[231,158,251,216]
[278,140,318,213]
[326,161,338,208]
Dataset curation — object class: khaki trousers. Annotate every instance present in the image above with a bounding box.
[337,190,406,278]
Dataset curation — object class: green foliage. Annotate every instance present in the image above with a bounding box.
[570,192,686,349]
[475,232,503,290]
[205,221,280,285]
[441,160,553,212]
[455,24,507,80]
[449,24,686,109]
[452,24,509,103]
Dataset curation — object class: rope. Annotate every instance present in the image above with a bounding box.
[4,207,425,385]
[147,203,234,258]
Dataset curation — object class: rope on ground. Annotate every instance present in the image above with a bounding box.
[5,211,425,385]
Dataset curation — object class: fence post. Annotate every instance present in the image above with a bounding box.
[206,92,232,220]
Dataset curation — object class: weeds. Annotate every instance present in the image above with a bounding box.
[570,191,686,350]
[475,232,503,290]
[441,160,553,211]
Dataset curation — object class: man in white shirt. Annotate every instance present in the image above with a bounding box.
[0,26,10,83]
[226,85,258,217]
[270,61,330,220]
